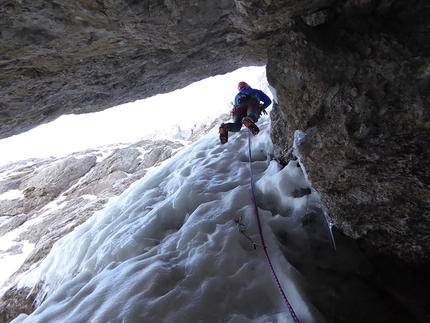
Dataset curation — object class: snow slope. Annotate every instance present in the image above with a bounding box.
[12,111,329,323]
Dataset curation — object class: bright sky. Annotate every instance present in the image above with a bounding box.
[0,66,267,167]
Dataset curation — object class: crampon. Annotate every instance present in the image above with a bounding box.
[219,124,229,144]
[242,117,259,136]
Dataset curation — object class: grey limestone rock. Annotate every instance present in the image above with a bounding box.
[0,139,186,323]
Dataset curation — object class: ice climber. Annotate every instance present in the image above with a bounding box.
[219,81,272,144]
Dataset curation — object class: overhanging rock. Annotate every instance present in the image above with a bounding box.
[1,0,326,139]
[267,2,430,262]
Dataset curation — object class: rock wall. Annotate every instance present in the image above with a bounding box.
[267,0,430,262]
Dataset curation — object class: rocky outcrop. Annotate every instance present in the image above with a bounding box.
[0,139,185,322]
[267,1,430,263]
[0,156,97,219]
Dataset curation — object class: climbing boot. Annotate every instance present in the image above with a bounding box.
[219,123,229,144]
[242,117,260,136]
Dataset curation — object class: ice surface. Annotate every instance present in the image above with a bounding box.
[12,112,327,323]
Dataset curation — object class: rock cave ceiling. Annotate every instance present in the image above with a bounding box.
[1,0,346,139]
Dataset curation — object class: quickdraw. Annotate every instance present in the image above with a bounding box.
[234,216,265,250]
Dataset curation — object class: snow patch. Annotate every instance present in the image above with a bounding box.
[0,189,24,201]
[81,195,97,200]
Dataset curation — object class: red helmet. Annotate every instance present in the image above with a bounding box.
[237,81,248,91]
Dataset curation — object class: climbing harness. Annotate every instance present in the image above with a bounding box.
[236,92,258,106]
[245,129,301,323]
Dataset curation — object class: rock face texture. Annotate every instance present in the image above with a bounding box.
[0,0,295,138]
[267,1,430,263]
[1,0,430,322]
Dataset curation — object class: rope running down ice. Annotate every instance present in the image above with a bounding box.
[247,130,300,323]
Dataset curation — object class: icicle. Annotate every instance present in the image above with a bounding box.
[293,130,337,250]
[322,207,337,250]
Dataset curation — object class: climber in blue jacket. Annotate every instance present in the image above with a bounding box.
[219,81,272,144]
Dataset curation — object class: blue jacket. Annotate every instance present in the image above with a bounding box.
[234,86,272,108]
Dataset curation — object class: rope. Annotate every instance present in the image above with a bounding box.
[247,130,301,323]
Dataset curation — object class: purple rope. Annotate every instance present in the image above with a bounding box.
[247,131,301,323]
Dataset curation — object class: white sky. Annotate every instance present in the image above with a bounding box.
[12,110,326,323]
[0,66,267,167]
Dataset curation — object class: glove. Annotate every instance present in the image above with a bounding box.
[259,104,268,115]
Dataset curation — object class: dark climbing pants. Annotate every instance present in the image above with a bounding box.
[226,105,260,132]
